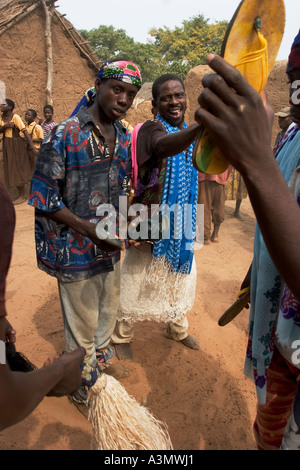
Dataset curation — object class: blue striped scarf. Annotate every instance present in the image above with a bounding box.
[152,114,198,274]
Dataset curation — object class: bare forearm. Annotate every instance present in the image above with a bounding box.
[46,206,120,252]
[47,206,91,238]
[194,54,300,299]
[0,363,64,431]
[153,123,200,159]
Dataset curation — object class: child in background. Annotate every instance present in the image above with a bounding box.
[24,109,44,151]
[40,104,57,137]
[0,99,34,204]
[23,108,44,173]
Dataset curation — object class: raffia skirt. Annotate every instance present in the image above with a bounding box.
[117,243,197,324]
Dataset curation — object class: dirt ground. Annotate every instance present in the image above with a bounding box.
[0,196,258,451]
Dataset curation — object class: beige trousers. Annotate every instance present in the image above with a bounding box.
[58,260,120,367]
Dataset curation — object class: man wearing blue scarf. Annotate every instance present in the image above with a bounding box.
[112,74,201,361]
[194,31,300,450]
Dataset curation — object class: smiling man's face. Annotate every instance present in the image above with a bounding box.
[154,80,187,129]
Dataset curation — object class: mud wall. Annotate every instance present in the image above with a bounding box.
[0,6,98,185]
[126,60,291,147]
[0,6,97,123]
[184,60,290,146]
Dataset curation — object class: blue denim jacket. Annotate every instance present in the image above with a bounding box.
[28,106,131,282]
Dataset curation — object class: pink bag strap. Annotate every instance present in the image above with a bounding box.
[131,123,143,189]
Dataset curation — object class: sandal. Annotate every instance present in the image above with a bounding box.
[69,385,90,419]
[192,0,286,175]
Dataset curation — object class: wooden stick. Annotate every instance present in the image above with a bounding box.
[53,10,101,72]
[41,0,54,105]
[0,3,39,36]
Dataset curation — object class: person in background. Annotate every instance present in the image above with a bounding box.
[272,105,295,157]
[40,104,57,137]
[23,108,44,173]
[24,109,44,149]
[198,167,231,245]
[274,106,293,146]
[0,99,35,205]
[225,168,248,220]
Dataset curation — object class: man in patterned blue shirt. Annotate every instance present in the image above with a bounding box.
[28,61,142,407]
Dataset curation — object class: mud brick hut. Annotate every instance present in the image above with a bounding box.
[184,60,291,145]
[0,0,292,183]
[123,60,291,148]
[127,59,291,147]
[0,0,104,184]
[0,0,101,121]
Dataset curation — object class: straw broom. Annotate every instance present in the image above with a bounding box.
[88,373,173,451]
[6,343,172,450]
[72,373,173,450]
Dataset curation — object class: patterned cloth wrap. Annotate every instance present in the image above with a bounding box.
[273,123,298,157]
[71,60,142,116]
[244,31,300,405]
[244,125,300,404]
[80,346,115,388]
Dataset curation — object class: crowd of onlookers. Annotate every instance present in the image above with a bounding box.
[0,101,57,204]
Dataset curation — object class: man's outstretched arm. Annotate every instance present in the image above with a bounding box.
[0,317,85,431]
[195,54,300,300]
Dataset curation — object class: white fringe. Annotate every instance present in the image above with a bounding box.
[88,374,173,450]
[118,245,197,323]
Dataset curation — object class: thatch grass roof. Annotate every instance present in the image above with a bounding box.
[0,0,101,73]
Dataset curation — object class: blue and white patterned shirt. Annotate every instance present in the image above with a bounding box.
[28,106,131,282]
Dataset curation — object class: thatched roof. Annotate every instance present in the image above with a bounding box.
[0,0,101,72]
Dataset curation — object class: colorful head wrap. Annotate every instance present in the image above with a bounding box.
[97,60,142,89]
[286,30,300,73]
[70,61,142,116]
